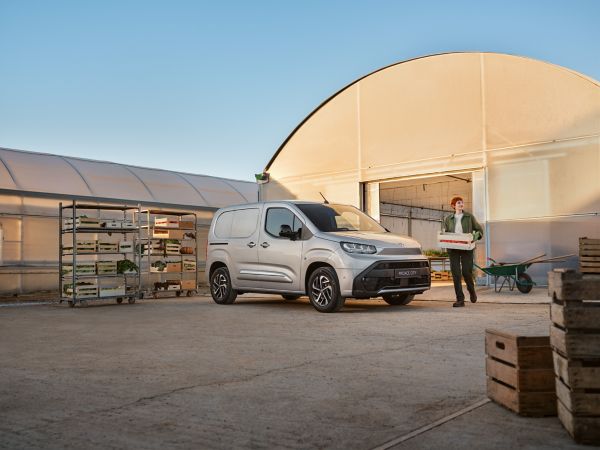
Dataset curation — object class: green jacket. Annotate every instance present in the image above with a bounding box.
[442,211,484,240]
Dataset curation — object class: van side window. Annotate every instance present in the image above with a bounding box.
[231,208,259,238]
[215,208,259,238]
[214,211,234,238]
[265,208,302,238]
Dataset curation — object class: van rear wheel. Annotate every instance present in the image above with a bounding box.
[211,267,237,305]
[308,267,345,313]
[382,293,414,305]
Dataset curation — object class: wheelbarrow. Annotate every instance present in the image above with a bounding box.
[474,253,574,294]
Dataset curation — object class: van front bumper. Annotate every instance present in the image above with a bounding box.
[350,260,431,298]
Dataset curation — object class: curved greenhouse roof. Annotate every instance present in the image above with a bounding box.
[0,147,257,209]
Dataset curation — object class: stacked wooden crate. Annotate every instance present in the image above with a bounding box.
[548,269,600,445]
[579,237,600,274]
[485,328,556,416]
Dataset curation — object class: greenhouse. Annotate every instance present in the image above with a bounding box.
[260,52,600,283]
[0,147,257,294]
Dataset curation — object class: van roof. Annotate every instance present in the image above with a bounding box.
[218,200,338,210]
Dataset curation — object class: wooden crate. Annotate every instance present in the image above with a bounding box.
[155,217,179,228]
[64,283,98,298]
[486,378,556,417]
[179,220,194,230]
[153,229,185,240]
[63,263,96,276]
[97,261,117,275]
[180,279,196,290]
[485,329,553,369]
[64,217,101,229]
[99,286,126,297]
[103,219,122,229]
[98,241,119,253]
[151,262,182,273]
[558,400,600,445]
[182,259,196,272]
[485,329,556,416]
[553,352,600,390]
[580,237,600,274]
[119,241,133,253]
[166,242,181,255]
[549,268,600,445]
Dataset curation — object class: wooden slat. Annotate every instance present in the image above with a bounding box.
[485,329,552,369]
[579,243,600,249]
[581,256,600,262]
[556,377,600,416]
[548,269,600,301]
[581,267,600,273]
[553,352,600,390]
[558,400,600,445]
[579,250,600,256]
[551,302,600,330]
[486,357,554,392]
[487,378,556,416]
[580,237,600,245]
[550,325,600,359]
[580,260,600,266]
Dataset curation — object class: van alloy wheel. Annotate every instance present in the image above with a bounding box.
[210,267,237,305]
[311,275,333,307]
[307,267,345,313]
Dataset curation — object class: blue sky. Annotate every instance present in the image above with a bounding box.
[1,0,598,181]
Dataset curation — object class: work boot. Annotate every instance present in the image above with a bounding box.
[453,300,465,307]
[470,292,477,303]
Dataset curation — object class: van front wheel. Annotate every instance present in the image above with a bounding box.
[211,267,238,305]
[308,267,345,313]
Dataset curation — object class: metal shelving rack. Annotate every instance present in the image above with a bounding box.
[59,201,141,307]
[138,209,198,298]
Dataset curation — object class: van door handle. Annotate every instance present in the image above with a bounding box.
[247,242,256,248]
[261,242,270,248]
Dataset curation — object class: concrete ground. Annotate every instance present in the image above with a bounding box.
[0,285,590,450]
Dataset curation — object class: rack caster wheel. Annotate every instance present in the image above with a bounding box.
[116,297,123,304]
[176,290,181,297]
[68,301,75,308]
[128,297,136,304]
[186,290,194,297]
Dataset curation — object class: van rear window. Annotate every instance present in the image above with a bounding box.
[215,208,259,238]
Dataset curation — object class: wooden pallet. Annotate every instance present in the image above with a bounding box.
[549,268,600,445]
[485,329,556,416]
[580,237,600,273]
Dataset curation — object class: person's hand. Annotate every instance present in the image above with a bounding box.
[472,231,481,241]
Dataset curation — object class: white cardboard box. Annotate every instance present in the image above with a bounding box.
[437,232,476,251]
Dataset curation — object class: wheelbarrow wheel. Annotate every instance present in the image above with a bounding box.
[516,273,533,294]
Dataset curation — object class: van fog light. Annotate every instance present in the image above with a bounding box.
[340,242,377,254]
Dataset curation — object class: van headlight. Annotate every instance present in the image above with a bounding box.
[340,242,377,254]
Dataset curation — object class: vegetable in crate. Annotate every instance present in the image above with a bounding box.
[151,260,167,272]
[117,259,139,274]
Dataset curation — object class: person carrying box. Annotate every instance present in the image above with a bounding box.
[442,196,484,308]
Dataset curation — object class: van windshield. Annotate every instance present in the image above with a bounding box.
[296,203,386,233]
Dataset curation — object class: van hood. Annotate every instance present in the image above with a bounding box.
[318,230,421,249]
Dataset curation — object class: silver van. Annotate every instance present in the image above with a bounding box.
[206,201,430,313]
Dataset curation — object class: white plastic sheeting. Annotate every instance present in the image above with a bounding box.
[0,147,257,209]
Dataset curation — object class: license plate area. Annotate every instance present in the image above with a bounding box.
[395,268,423,278]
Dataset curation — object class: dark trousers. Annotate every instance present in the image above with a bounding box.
[448,249,476,301]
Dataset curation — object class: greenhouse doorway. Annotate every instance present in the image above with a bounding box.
[363,171,487,283]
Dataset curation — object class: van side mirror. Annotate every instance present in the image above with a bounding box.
[279,224,297,240]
